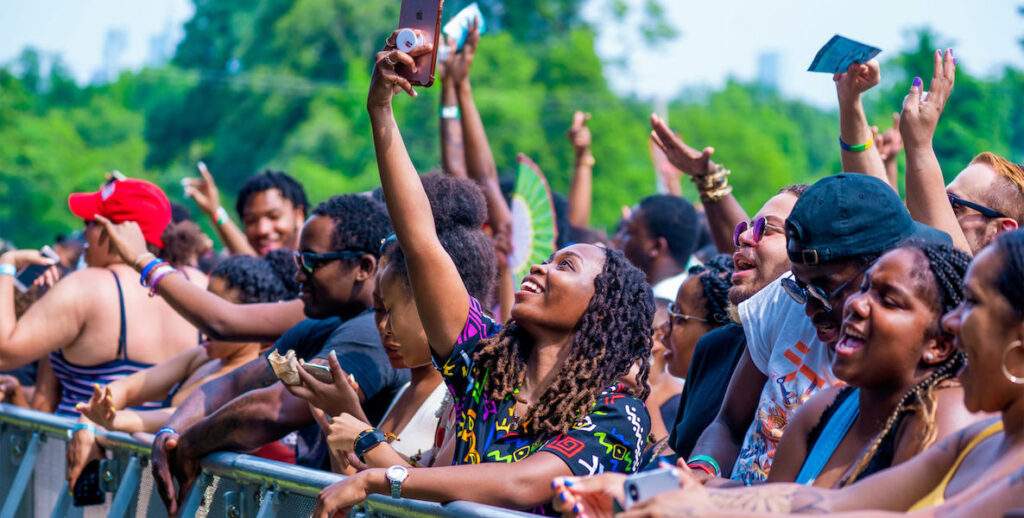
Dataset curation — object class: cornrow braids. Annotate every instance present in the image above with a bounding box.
[688,254,735,326]
[472,247,655,436]
[839,242,971,486]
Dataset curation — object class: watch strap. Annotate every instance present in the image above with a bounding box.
[354,429,387,462]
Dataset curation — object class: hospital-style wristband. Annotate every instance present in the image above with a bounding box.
[0,263,15,277]
[441,105,461,120]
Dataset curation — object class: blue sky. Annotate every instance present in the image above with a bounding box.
[2,0,1022,107]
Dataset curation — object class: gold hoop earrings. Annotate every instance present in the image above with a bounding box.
[1002,340,1024,385]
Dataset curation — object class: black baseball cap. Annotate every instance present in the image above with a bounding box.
[786,174,951,265]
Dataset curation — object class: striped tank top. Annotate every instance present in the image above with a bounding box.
[49,271,164,417]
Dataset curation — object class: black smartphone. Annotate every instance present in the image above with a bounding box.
[72,459,106,507]
[13,246,59,293]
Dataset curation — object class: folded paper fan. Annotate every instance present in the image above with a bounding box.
[508,154,558,285]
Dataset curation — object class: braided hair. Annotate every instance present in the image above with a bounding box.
[993,230,1024,318]
[840,241,971,486]
[687,254,735,326]
[472,247,655,436]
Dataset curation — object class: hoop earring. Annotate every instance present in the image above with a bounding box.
[1002,340,1024,385]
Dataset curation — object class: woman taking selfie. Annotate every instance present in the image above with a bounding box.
[313,37,656,517]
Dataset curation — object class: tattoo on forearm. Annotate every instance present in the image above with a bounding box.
[707,487,830,514]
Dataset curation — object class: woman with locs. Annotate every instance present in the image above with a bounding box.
[313,36,657,517]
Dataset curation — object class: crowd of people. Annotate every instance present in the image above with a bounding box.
[0,25,1022,518]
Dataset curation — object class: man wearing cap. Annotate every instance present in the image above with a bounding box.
[687,174,950,485]
[0,177,201,417]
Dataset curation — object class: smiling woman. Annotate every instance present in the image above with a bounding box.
[312,38,657,517]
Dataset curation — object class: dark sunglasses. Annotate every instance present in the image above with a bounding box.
[781,267,866,313]
[947,193,1005,219]
[733,217,785,248]
[294,250,366,274]
[667,302,708,325]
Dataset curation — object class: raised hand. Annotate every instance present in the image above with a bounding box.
[444,20,480,85]
[874,113,904,163]
[650,114,715,177]
[834,59,881,105]
[568,111,593,155]
[900,49,955,149]
[94,215,149,268]
[182,162,222,217]
[76,384,118,429]
[368,33,434,109]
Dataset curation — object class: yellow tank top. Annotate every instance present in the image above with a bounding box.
[908,420,1004,511]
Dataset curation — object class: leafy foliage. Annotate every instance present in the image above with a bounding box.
[0,3,1021,249]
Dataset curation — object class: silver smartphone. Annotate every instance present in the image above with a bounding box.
[622,467,681,510]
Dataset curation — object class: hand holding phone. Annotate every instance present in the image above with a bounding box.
[621,467,681,510]
[13,246,60,293]
[395,0,444,87]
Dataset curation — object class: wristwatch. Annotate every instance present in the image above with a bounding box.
[385,465,409,499]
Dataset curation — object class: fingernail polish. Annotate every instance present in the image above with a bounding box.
[550,480,559,490]
[912,76,922,88]
[573,503,581,514]
[559,492,568,502]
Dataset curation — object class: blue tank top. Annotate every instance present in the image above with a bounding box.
[49,271,165,417]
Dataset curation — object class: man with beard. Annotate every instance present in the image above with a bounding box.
[667,184,806,462]
[686,174,950,485]
[146,195,408,515]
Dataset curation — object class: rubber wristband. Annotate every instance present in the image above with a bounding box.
[139,259,165,286]
[148,267,178,296]
[154,427,177,439]
[688,454,722,477]
[0,264,15,277]
[68,422,96,439]
[688,462,714,476]
[839,137,873,153]
[142,264,174,288]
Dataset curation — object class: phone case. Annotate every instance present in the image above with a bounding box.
[396,0,444,87]
[73,459,106,507]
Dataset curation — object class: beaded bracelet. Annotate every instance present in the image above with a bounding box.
[839,137,873,153]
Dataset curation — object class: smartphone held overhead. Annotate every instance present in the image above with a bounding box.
[396,0,445,87]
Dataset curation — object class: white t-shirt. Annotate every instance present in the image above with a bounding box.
[652,256,703,302]
[731,273,838,485]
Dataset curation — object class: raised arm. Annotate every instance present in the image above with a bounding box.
[874,113,904,190]
[0,250,87,370]
[450,24,514,260]
[184,162,258,256]
[650,114,748,254]
[366,39,471,358]
[900,49,971,253]
[437,42,468,179]
[567,111,596,228]
[834,60,889,185]
[95,216,304,340]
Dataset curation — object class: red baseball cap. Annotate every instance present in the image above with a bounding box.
[68,178,172,248]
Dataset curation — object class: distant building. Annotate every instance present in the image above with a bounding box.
[756,51,780,90]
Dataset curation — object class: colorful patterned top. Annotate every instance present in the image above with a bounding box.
[434,297,651,512]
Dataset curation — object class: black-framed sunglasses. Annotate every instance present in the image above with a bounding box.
[667,302,708,326]
[781,267,866,312]
[733,216,785,248]
[947,193,1005,219]
[294,250,366,274]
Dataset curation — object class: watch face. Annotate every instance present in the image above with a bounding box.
[386,465,409,483]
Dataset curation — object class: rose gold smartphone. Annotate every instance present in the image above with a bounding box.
[396,0,444,87]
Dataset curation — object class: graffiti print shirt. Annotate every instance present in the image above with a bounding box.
[435,297,651,483]
[732,274,838,485]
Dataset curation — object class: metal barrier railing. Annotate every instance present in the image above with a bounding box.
[0,404,535,518]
